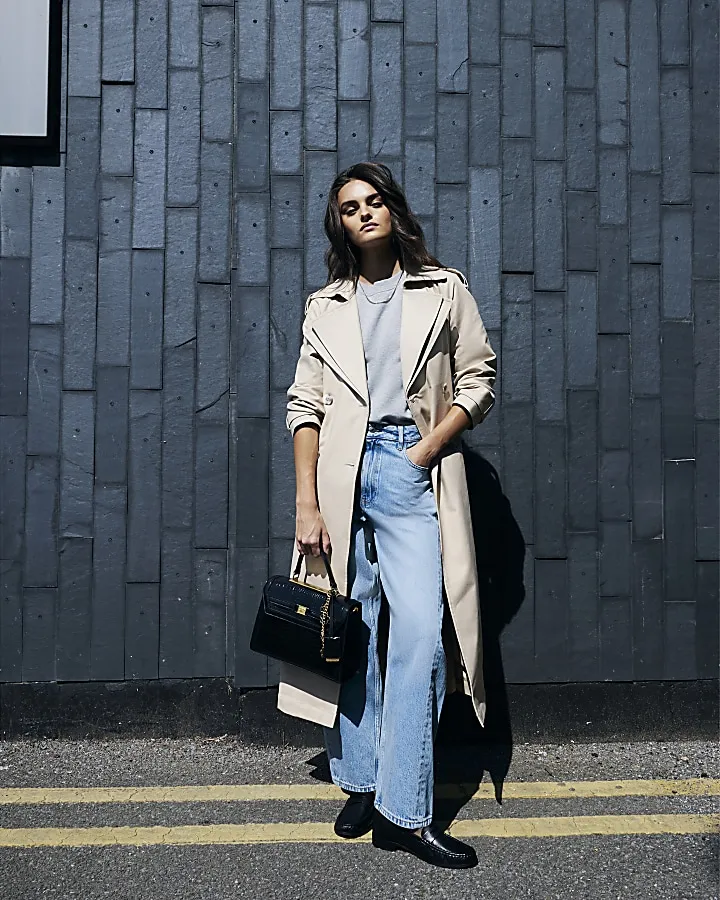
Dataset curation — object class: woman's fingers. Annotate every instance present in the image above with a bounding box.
[296,533,320,556]
[321,526,332,555]
[295,523,331,557]
[295,506,331,557]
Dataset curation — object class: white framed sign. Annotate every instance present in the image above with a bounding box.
[0,0,62,162]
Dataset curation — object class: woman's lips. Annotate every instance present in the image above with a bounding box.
[361,223,378,231]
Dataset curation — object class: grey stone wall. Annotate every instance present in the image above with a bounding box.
[0,0,717,687]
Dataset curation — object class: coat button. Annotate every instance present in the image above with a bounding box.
[323,394,333,405]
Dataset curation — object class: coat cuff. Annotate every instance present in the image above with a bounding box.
[287,412,323,436]
[452,392,493,430]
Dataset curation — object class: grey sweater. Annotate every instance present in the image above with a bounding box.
[356,269,415,426]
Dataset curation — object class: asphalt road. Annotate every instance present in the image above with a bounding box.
[0,736,717,900]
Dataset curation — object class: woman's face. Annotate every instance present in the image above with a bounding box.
[337,179,392,249]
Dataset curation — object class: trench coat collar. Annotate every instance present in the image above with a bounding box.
[306,266,453,403]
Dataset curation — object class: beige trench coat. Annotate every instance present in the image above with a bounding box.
[277,265,497,729]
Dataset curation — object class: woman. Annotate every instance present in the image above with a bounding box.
[280,162,497,869]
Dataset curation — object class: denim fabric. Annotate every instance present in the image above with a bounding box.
[322,423,446,829]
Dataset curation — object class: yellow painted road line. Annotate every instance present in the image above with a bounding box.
[0,779,717,806]
[0,815,717,847]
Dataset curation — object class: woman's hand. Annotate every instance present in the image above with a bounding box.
[405,439,437,469]
[406,408,471,468]
[295,500,332,557]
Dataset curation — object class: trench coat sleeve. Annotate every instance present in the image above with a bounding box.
[448,275,498,429]
[286,297,325,436]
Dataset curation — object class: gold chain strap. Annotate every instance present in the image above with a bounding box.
[319,588,338,659]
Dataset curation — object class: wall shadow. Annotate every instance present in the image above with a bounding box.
[433,446,527,827]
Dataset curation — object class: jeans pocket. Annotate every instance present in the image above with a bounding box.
[402,445,430,471]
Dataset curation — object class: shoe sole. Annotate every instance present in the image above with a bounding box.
[372,834,478,869]
[334,822,373,839]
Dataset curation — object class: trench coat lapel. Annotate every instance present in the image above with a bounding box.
[400,280,452,395]
[307,294,368,403]
[307,270,452,403]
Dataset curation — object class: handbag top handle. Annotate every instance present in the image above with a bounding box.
[292,547,339,591]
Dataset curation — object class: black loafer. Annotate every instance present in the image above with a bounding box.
[372,811,478,869]
[334,791,376,839]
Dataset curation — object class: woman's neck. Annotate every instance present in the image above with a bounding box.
[357,251,402,286]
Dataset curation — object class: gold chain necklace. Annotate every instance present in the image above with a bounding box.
[357,270,405,305]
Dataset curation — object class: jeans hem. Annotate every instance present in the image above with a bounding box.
[331,775,376,793]
[374,800,433,830]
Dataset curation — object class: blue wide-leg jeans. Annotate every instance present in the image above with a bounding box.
[322,423,446,829]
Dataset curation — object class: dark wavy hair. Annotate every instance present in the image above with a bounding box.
[323,162,443,286]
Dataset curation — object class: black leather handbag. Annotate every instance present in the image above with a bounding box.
[250,548,364,683]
